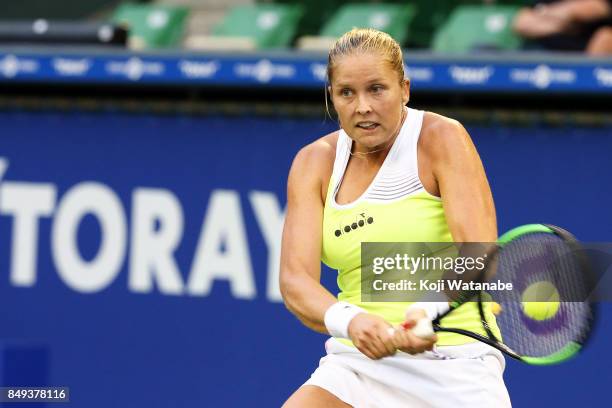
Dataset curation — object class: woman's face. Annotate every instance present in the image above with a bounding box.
[330,51,409,150]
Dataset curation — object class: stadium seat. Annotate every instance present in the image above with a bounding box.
[297,3,415,51]
[432,5,522,53]
[200,4,303,50]
[271,0,344,40]
[408,0,456,48]
[112,3,188,49]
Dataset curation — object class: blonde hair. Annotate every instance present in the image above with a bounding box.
[327,28,405,84]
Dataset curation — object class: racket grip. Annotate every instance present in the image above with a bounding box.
[387,320,419,337]
[411,317,435,338]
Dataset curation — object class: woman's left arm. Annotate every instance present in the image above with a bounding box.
[406,115,497,322]
[427,117,497,242]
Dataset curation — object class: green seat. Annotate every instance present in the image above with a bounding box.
[320,3,416,45]
[213,4,303,49]
[270,0,343,38]
[433,5,522,53]
[408,0,457,48]
[112,3,188,49]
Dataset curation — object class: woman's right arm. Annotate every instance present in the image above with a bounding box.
[280,142,435,359]
[280,143,337,334]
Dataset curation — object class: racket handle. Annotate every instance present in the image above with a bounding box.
[387,319,434,338]
[411,317,435,338]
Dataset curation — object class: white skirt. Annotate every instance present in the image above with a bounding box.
[303,338,512,408]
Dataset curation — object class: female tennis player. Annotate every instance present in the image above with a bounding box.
[280,28,511,407]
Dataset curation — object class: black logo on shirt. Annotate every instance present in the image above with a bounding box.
[334,213,374,237]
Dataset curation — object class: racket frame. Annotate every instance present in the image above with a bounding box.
[428,223,596,365]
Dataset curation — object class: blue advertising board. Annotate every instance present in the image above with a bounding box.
[0,48,612,93]
[0,110,610,407]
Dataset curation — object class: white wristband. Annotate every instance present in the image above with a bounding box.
[406,302,450,321]
[324,301,365,339]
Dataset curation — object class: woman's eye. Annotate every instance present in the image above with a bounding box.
[341,89,352,97]
[372,85,384,93]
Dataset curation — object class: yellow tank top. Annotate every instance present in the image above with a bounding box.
[321,108,500,346]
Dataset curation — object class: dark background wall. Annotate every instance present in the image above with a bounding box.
[0,110,609,407]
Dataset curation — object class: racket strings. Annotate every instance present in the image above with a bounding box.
[489,233,593,358]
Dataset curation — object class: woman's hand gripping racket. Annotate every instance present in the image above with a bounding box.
[401,224,597,365]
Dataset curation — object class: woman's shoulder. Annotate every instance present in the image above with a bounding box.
[288,130,340,199]
[421,111,466,140]
[291,130,339,174]
[419,111,473,160]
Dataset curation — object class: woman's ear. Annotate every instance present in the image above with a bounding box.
[325,85,335,120]
[402,79,410,105]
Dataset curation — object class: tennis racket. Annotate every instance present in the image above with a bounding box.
[409,224,597,365]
